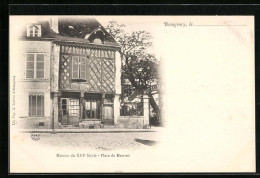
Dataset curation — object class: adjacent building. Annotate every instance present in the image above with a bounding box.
[16,20,55,129]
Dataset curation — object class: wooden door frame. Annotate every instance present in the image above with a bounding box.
[60,97,80,124]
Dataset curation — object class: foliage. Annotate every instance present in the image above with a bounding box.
[105,21,159,97]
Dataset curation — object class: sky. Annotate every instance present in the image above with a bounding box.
[96,16,163,60]
[10,15,165,60]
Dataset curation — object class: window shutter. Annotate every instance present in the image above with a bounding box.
[41,95,44,116]
[36,54,44,78]
[26,54,34,78]
[38,25,42,37]
[36,95,44,116]
[31,95,37,116]
[27,26,34,37]
[29,94,44,117]
[80,57,86,80]
[72,56,79,79]
[30,27,34,37]
[29,95,32,116]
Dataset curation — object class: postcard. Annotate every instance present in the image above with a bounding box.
[9,15,255,173]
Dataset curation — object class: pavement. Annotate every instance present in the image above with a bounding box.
[20,126,162,133]
[20,127,164,150]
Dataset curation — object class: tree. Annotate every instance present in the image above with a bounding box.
[106,21,161,120]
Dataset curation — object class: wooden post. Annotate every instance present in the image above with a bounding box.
[80,91,84,122]
[52,92,60,129]
[101,93,106,120]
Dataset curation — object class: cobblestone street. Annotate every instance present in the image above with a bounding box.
[24,127,163,151]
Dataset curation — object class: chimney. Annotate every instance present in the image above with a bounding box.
[49,17,59,33]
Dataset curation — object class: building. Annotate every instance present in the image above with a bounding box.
[15,17,150,130]
[17,17,122,129]
[15,19,55,129]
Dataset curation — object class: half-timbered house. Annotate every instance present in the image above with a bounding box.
[51,17,122,128]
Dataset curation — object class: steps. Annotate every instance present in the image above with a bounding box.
[60,124,79,129]
[79,120,103,129]
[60,120,115,129]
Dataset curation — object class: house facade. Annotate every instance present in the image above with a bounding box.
[16,21,55,129]
[17,17,121,129]
[16,17,149,129]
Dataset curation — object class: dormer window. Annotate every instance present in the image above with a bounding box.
[88,26,105,44]
[27,25,42,37]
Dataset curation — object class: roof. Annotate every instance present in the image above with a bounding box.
[20,17,120,47]
[20,20,56,39]
[57,17,119,47]
[58,18,99,38]
[54,35,120,50]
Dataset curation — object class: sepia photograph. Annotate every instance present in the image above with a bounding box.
[9,15,255,173]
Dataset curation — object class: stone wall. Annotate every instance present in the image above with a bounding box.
[117,116,146,129]
[117,95,150,129]
[18,117,51,129]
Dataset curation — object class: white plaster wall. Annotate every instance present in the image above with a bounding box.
[17,88,51,118]
[20,41,52,82]
[13,40,52,128]
[113,51,122,124]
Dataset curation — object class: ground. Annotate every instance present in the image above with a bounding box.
[24,127,163,151]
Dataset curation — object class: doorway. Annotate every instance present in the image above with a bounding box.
[84,100,101,119]
[60,98,80,125]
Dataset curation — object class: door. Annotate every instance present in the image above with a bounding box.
[60,98,80,125]
[85,100,100,119]
[68,99,80,124]
[104,105,113,120]
[61,98,68,125]
[102,104,114,125]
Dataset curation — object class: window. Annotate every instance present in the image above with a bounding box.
[60,98,80,116]
[72,56,86,80]
[29,94,44,117]
[26,53,44,79]
[85,100,100,119]
[61,98,67,115]
[68,99,79,116]
[27,25,41,37]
